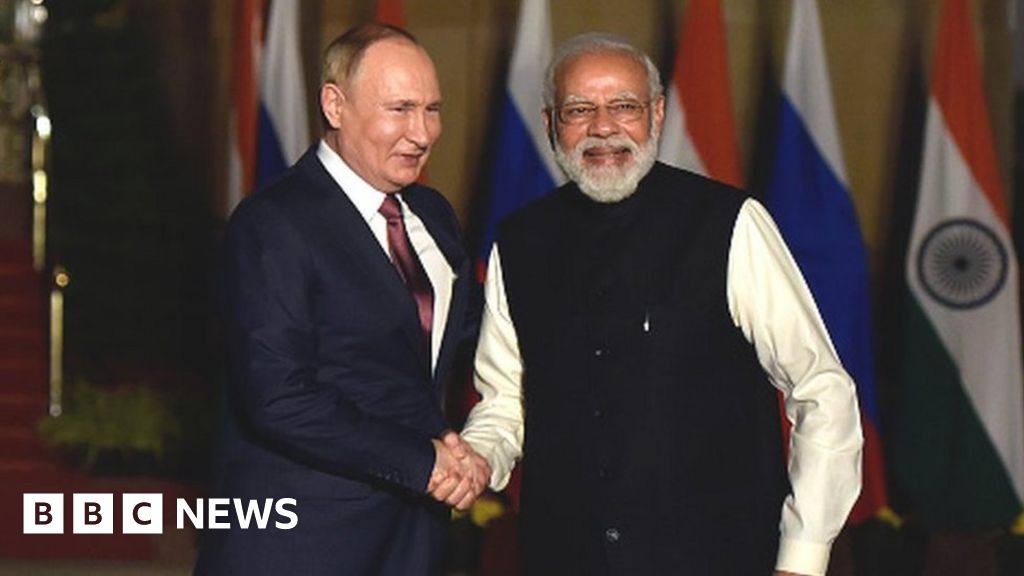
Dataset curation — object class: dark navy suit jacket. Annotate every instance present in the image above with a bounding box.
[195,147,473,575]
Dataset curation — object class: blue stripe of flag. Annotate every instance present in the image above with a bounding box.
[255,103,289,188]
[767,97,881,425]
[479,93,557,260]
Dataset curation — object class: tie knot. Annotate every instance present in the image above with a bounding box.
[379,195,402,222]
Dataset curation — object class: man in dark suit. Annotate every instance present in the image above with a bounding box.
[461,33,862,576]
[195,23,490,575]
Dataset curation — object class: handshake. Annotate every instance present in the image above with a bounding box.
[427,431,492,511]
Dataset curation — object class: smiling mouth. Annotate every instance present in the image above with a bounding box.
[582,146,632,164]
[397,152,426,165]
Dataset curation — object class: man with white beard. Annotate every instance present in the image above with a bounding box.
[460,33,863,576]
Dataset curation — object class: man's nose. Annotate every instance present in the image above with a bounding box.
[407,110,433,148]
[587,106,619,137]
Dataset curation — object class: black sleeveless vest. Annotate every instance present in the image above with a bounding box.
[498,162,788,575]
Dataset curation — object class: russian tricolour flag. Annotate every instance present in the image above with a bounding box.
[472,0,561,508]
[765,0,888,524]
[478,0,563,276]
[226,0,309,214]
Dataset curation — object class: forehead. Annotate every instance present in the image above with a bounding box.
[556,51,649,101]
[350,38,439,96]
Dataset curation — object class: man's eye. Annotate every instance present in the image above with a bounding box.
[565,106,592,117]
[611,102,641,113]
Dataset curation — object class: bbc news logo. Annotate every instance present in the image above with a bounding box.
[23,493,298,534]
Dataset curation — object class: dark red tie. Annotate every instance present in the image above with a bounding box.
[379,195,434,349]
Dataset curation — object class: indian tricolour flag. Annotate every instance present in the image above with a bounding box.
[657,0,742,188]
[896,0,1024,528]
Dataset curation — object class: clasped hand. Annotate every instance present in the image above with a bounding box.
[427,431,491,511]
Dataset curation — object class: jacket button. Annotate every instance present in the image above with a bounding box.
[605,527,620,543]
[594,348,604,357]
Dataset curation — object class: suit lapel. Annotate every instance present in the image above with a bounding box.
[299,151,431,371]
[403,187,469,388]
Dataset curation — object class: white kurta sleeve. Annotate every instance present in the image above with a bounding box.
[460,245,525,490]
[726,199,864,576]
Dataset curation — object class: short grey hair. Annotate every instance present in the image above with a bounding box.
[543,33,663,108]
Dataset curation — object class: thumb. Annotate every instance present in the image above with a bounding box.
[443,431,466,458]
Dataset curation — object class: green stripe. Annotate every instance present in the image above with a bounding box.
[892,298,1022,528]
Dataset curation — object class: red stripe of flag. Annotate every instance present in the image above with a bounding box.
[231,0,264,200]
[375,0,406,27]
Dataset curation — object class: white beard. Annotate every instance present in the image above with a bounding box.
[554,127,659,203]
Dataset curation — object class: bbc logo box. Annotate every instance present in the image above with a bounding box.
[22,494,63,534]
[22,493,297,534]
[24,493,163,535]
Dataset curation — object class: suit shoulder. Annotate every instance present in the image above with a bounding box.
[405,183,461,231]
[407,183,455,212]
[231,162,323,219]
[227,176,327,256]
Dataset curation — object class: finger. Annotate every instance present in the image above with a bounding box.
[431,475,461,502]
[427,438,453,493]
[444,433,467,458]
[427,469,449,493]
[445,476,474,507]
[454,488,476,511]
[445,475,472,504]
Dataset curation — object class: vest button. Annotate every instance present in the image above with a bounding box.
[593,408,602,418]
[605,527,620,543]
[593,348,604,357]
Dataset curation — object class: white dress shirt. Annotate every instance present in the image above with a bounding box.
[317,140,454,370]
[461,198,863,576]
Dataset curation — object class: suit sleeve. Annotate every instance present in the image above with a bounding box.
[225,199,437,493]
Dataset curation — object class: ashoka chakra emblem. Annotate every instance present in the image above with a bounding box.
[916,218,1008,310]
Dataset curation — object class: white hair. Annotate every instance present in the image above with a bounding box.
[543,33,663,108]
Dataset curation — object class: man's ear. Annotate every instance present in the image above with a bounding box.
[651,94,666,135]
[543,108,557,151]
[320,83,345,130]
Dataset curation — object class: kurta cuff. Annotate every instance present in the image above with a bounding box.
[776,537,831,576]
